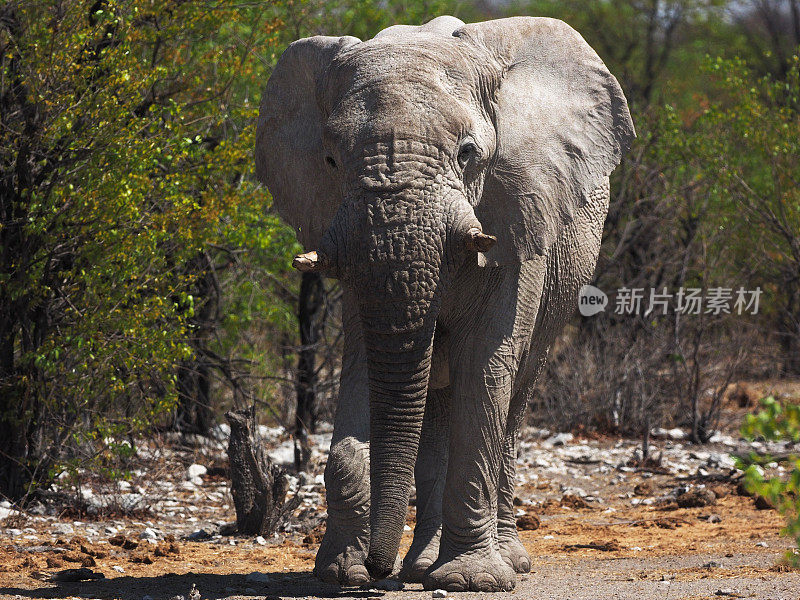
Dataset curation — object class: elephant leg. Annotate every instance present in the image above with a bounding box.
[496,388,532,574]
[400,387,450,582]
[314,291,373,586]
[423,363,516,592]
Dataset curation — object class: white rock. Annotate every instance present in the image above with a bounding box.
[258,425,285,439]
[53,523,74,535]
[186,529,211,541]
[211,423,231,440]
[86,493,145,514]
[255,536,267,546]
[139,527,159,540]
[268,440,295,466]
[708,432,738,446]
[112,565,125,573]
[432,590,448,598]
[186,464,207,483]
[245,572,270,583]
[374,579,404,591]
[652,427,687,440]
[756,541,768,547]
[545,432,574,446]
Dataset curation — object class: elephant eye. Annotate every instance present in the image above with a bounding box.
[457,141,477,169]
[325,155,337,169]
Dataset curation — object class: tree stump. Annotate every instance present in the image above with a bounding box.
[225,407,300,535]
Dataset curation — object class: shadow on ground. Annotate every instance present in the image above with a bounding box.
[0,571,383,600]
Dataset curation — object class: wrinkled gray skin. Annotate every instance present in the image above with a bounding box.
[255,16,634,592]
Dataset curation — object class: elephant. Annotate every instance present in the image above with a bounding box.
[255,15,634,592]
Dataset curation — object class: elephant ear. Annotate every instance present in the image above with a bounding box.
[255,35,360,249]
[457,17,635,265]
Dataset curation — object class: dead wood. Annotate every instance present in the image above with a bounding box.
[225,407,301,535]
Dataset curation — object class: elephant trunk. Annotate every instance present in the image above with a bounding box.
[293,184,475,578]
[361,302,437,579]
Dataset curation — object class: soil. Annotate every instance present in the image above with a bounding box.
[1,382,799,600]
[1,491,797,600]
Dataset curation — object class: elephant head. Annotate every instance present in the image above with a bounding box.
[255,16,634,578]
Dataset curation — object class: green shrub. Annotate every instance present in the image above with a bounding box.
[739,396,800,566]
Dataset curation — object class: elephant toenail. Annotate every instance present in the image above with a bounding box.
[442,573,468,591]
[344,565,370,586]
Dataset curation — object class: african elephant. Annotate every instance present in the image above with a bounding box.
[255,15,634,592]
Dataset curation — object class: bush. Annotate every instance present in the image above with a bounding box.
[739,397,800,566]
[0,0,294,500]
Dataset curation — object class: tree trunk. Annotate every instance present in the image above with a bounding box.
[779,285,800,377]
[0,412,29,502]
[174,360,213,435]
[173,255,217,436]
[294,272,326,471]
[225,407,300,535]
[0,314,32,502]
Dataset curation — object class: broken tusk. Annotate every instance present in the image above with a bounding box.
[465,227,497,253]
[292,250,327,272]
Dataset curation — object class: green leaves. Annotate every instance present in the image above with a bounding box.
[0,0,296,495]
[739,397,800,566]
[743,396,800,445]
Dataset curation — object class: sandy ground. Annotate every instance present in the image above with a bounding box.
[1,481,798,599]
[2,380,799,600]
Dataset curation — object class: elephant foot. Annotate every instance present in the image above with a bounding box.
[399,527,440,583]
[314,529,371,587]
[422,546,515,592]
[498,533,531,573]
[315,436,372,586]
[315,528,404,587]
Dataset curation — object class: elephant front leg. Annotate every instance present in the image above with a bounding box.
[423,366,516,592]
[496,389,532,574]
[400,387,450,582]
[314,436,371,586]
[314,292,374,586]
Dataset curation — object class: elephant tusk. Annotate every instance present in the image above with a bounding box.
[292,250,327,272]
[465,227,497,253]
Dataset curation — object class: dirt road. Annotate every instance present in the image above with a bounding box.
[2,421,799,599]
[1,550,797,600]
